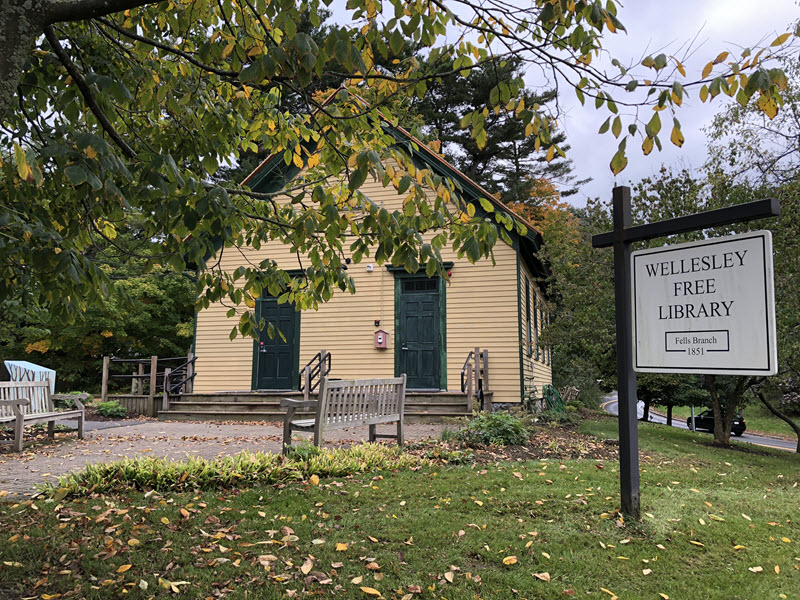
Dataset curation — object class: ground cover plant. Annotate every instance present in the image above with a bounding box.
[0,418,797,599]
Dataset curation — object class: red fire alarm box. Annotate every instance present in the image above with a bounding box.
[374,329,388,349]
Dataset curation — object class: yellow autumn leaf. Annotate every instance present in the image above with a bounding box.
[85,146,98,159]
[771,32,791,46]
[307,153,320,168]
[160,517,170,525]
[444,571,454,582]
[474,500,483,506]
[774,565,780,574]
[670,125,684,148]
[310,474,320,486]
[689,541,704,547]
[733,545,746,550]
[293,152,304,168]
[117,564,132,573]
[600,587,618,600]
[180,508,190,518]
[221,42,235,59]
[351,576,363,584]
[336,543,349,551]
[360,586,383,597]
[542,552,550,559]
[659,594,670,600]
[742,514,751,521]
[533,572,550,581]
[781,537,791,543]
[503,556,518,565]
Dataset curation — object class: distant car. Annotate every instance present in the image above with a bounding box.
[687,409,746,436]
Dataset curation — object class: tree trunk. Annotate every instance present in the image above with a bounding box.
[0,0,158,116]
[705,375,731,445]
[666,403,673,427]
[756,388,800,454]
[0,1,45,116]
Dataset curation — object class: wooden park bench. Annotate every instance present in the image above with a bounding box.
[281,375,407,453]
[0,381,86,452]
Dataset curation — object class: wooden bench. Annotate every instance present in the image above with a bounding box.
[0,381,85,452]
[281,375,407,453]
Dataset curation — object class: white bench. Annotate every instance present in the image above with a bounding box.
[0,381,85,452]
[281,375,407,453]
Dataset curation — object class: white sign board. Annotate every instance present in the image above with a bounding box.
[631,230,777,375]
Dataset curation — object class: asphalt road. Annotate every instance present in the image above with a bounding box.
[601,392,797,453]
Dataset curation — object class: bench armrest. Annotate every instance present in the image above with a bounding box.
[52,394,88,411]
[280,398,318,409]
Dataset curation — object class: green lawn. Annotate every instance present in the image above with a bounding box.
[1,419,798,599]
[665,403,798,440]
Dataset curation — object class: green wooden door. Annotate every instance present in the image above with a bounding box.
[397,278,441,389]
[253,296,299,390]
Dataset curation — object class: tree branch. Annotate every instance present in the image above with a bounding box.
[44,0,156,25]
[44,25,137,159]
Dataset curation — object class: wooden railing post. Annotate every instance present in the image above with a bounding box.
[320,349,329,378]
[101,356,110,402]
[481,349,492,412]
[465,363,474,412]
[185,351,194,393]
[473,347,481,409]
[303,366,311,403]
[147,355,158,417]
[136,363,144,394]
[162,367,171,412]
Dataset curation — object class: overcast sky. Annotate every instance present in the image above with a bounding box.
[555,1,797,206]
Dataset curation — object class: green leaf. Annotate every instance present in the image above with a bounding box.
[611,116,622,138]
[64,164,87,186]
[609,148,628,175]
[478,197,494,213]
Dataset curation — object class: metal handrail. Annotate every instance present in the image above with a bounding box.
[299,351,331,393]
[460,351,475,393]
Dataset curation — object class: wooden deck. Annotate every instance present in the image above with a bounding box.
[136,390,471,423]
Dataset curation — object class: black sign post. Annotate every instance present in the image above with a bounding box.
[592,186,781,519]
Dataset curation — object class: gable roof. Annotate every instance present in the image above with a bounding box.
[240,94,547,278]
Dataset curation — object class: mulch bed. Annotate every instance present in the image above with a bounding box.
[408,425,623,465]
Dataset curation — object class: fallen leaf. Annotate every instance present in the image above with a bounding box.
[642,568,652,575]
[542,552,551,559]
[180,508,190,518]
[689,541,704,547]
[782,537,792,543]
[301,558,313,575]
[350,575,363,584]
[742,514,751,521]
[336,543,349,552]
[444,571,454,583]
[365,562,380,571]
[368,536,379,543]
[775,565,780,574]
[733,545,746,550]
[310,475,320,486]
[360,586,382,597]
[659,594,669,600]
[160,517,170,525]
[503,556,518,565]
[533,572,550,582]
[117,564,132,573]
[748,566,763,573]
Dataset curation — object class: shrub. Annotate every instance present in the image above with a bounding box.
[38,443,430,497]
[284,440,324,462]
[95,400,127,418]
[455,412,529,447]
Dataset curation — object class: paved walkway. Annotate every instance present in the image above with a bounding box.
[0,420,446,497]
